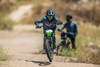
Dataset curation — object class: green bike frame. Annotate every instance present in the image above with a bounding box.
[45,29,53,38]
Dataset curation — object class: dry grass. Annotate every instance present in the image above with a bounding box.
[0,45,10,61]
[0,18,14,30]
[78,45,100,65]
[57,22,100,64]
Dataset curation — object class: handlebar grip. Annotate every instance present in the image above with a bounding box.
[36,26,43,28]
[36,26,41,28]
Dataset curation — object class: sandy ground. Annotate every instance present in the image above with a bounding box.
[0,26,100,67]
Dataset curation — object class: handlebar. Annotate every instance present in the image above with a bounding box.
[57,29,71,35]
[36,26,43,28]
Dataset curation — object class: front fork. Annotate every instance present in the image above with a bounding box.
[46,38,54,50]
[50,38,54,50]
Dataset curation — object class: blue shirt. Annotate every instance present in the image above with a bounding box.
[35,16,62,32]
[59,21,78,36]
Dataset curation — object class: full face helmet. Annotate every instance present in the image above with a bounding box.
[46,9,55,21]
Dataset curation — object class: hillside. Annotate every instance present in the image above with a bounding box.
[0,0,100,65]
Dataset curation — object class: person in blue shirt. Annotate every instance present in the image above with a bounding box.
[58,15,78,49]
[35,9,62,53]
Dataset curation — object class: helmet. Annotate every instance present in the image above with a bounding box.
[66,14,73,21]
[46,9,55,21]
[46,9,55,16]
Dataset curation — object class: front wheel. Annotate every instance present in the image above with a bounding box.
[57,40,66,55]
[45,39,54,62]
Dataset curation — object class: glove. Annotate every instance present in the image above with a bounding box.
[69,33,74,35]
[57,22,62,25]
[36,26,41,28]
[69,33,75,37]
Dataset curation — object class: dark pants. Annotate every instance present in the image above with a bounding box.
[43,32,56,50]
[67,34,76,49]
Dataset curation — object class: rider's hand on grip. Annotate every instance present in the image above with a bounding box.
[36,26,41,28]
[69,33,75,38]
[69,33,74,36]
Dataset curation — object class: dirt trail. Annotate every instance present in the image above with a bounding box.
[0,30,99,67]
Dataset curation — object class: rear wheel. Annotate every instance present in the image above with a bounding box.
[57,44,63,55]
[45,39,54,62]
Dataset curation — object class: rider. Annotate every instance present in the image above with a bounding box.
[35,9,62,53]
[58,15,78,49]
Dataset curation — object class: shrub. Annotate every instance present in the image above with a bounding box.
[0,45,10,61]
[0,19,14,30]
[62,0,80,3]
[84,45,100,64]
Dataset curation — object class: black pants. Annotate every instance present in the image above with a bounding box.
[43,33,56,50]
[67,34,76,49]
